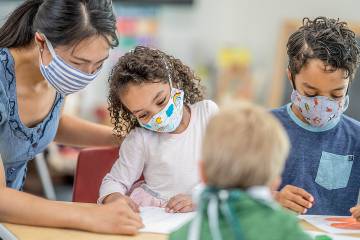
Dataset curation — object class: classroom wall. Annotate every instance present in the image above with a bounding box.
[1,0,359,120]
[88,0,360,120]
[158,0,360,103]
[159,0,360,69]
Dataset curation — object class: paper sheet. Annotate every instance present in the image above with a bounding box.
[140,207,196,234]
[0,224,18,240]
[306,231,359,240]
[300,215,360,235]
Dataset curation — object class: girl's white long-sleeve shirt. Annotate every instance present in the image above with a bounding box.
[98,100,218,203]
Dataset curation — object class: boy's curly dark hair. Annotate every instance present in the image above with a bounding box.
[287,17,360,85]
[108,46,204,137]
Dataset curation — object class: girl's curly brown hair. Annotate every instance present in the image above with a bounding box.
[108,46,204,137]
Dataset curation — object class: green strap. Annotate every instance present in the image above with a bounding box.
[188,187,244,240]
[219,190,243,240]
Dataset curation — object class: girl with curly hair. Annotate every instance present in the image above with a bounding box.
[98,46,218,213]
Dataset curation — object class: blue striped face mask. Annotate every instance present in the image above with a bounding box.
[39,35,102,95]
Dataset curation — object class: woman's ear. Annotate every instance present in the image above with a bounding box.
[34,32,45,51]
[199,160,208,184]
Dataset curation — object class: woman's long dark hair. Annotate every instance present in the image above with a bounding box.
[0,0,119,48]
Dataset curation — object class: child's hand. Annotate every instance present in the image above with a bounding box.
[85,198,143,235]
[274,185,314,214]
[165,194,195,213]
[350,205,360,222]
[103,193,140,213]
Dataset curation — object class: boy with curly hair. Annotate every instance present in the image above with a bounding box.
[273,17,360,217]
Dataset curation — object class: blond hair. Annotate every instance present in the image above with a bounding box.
[202,102,290,189]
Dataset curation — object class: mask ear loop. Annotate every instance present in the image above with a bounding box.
[288,65,297,90]
[38,47,45,66]
[346,80,351,96]
[36,33,48,67]
[39,33,57,58]
[162,57,173,89]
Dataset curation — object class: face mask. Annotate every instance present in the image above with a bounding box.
[39,34,102,96]
[291,90,349,127]
[138,58,185,133]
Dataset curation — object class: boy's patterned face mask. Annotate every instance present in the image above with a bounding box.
[291,90,349,128]
[138,57,185,133]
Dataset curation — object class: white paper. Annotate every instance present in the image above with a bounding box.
[300,215,360,235]
[0,224,18,240]
[139,207,196,234]
[306,231,359,240]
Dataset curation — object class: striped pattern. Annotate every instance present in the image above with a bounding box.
[40,56,100,96]
[39,34,100,95]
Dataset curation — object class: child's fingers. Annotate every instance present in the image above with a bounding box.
[277,185,313,214]
[166,195,188,210]
[176,204,194,213]
[289,193,313,209]
[171,199,192,213]
[290,186,314,202]
[171,200,188,212]
[351,208,360,220]
[283,199,307,214]
[350,207,357,215]
[165,196,178,210]
[350,206,360,214]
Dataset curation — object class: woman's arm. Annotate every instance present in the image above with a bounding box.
[0,157,143,234]
[0,155,4,188]
[55,114,122,147]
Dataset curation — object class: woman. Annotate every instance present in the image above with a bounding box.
[0,0,143,235]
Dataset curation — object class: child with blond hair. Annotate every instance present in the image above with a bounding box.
[170,102,311,240]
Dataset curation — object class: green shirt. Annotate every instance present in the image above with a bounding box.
[169,191,312,240]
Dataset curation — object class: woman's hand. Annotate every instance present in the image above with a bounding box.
[83,198,143,235]
[103,192,140,213]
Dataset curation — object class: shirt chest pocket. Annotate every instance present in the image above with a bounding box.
[315,151,354,190]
